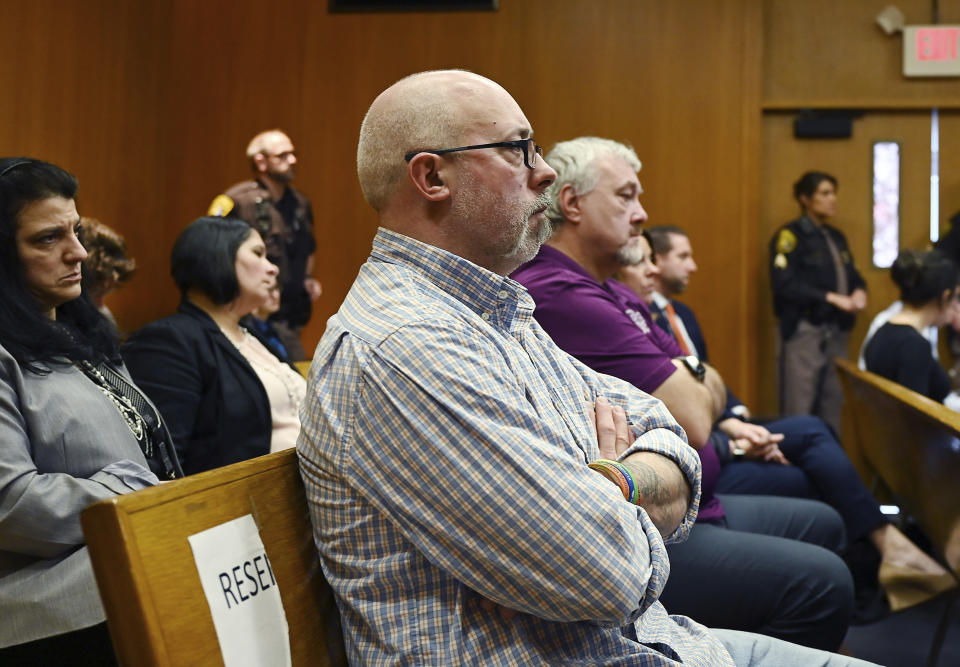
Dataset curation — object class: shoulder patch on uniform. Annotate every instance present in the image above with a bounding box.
[207,194,235,217]
[776,229,797,254]
[774,253,788,269]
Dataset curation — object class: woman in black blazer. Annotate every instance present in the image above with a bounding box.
[124,217,305,475]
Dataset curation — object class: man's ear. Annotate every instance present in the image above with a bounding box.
[252,153,268,174]
[557,183,582,224]
[407,153,451,202]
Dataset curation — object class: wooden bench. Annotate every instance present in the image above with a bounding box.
[836,358,960,665]
[81,448,347,666]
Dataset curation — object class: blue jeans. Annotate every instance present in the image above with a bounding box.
[712,628,879,666]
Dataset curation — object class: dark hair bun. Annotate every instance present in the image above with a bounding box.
[891,249,959,306]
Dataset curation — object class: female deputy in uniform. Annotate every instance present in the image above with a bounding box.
[123,217,307,476]
[0,158,181,664]
[769,170,867,434]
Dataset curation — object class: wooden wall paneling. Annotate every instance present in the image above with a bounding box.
[735,0,765,409]
[149,0,315,331]
[95,2,175,332]
[297,3,508,354]
[294,0,764,403]
[937,111,960,367]
[757,111,938,417]
[3,0,762,404]
[942,112,960,236]
[0,0,174,333]
[763,0,960,109]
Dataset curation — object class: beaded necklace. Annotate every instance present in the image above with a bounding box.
[78,360,153,455]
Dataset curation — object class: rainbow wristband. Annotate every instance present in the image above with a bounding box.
[590,461,631,501]
[589,459,640,505]
[606,460,639,505]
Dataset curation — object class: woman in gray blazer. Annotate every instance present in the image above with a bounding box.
[0,158,182,664]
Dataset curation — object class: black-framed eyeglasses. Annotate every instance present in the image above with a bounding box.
[404,138,543,170]
[265,150,296,161]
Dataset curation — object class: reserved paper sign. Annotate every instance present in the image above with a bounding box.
[188,514,291,667]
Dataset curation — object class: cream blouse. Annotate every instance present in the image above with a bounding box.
[231,330,307,452]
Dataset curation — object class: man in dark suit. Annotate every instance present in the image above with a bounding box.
[645,225,709,361]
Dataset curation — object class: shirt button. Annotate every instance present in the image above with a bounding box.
[481,312,491,321]
[497,290,509,299]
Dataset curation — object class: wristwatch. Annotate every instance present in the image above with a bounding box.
[681,355,706,382]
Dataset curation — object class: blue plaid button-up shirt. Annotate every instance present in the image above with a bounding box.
[298,228,732,666]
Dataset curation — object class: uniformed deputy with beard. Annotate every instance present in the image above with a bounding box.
[208,129,322,361]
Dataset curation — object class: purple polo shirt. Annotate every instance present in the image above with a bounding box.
[512,245,724,521]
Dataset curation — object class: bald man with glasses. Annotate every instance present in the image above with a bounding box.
[297,71,877,667]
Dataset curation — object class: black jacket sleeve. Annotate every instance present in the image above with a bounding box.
[123,321,204,472]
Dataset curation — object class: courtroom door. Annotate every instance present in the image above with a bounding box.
[756,110,960,417]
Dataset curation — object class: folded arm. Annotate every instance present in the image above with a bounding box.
[646,359,724,448]
[592,397,692,537]
[334,321,697,626]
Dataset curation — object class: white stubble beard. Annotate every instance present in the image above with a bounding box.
[615,238,645,267]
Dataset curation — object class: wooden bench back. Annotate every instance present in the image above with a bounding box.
[81,448,347,666]
[836,357,960,573]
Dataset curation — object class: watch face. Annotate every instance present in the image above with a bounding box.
[683,355,705,380]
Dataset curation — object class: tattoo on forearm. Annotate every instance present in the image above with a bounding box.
[628,461,667,505]
[623,456,691,535]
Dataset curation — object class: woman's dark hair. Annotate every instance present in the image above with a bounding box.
[171,217,252,304]
[640,228,655,257]
[793,171,837,203]
[891,249,960,307]
[0,157,120,372]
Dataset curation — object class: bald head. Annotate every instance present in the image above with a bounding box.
[245,129,297,185]
[247,130,291,160]
[357,70,514,212]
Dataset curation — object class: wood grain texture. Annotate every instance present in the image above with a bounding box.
[836,358,960,574]
[81,449,347,667]
[757,110,960,417]
[0,0,174,328]
[0,0,763,405]
[764,0,960,109]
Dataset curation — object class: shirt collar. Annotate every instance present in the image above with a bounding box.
[254,178,291,202]
[797,215,822,235]
[370,228,534,331]
[534,244,601,283]
[650,291,669,308]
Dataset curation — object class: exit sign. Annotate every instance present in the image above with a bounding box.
[904,25,960,76]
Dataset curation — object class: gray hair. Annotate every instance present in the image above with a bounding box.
[544,137,641,229]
